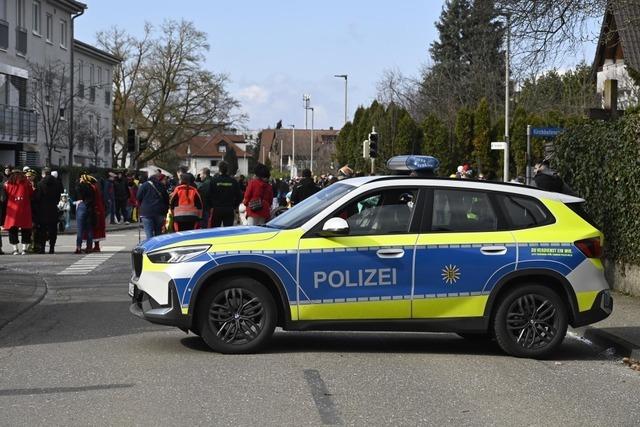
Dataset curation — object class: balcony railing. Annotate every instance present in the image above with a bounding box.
[0,105,38,142]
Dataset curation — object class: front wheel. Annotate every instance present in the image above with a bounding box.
[494,284,568,358]
[198,277,276,354]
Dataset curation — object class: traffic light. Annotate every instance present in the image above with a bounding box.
[369,131,379,158]
[127,129,136,153]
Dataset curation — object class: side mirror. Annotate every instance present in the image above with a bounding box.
[319,217,349,237]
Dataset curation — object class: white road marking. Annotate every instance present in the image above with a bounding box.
[57,246,126,276]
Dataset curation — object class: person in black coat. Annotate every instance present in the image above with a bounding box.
[290,169,320,206]
[114,171,130,223]
[34,167,64,253]
[208,161,242,227]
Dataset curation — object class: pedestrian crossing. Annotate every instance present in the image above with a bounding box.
[57,246,126,276]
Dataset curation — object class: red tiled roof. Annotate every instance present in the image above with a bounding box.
[176,134,247,159]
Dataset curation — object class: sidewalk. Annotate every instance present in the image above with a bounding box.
[0,219,141,237]
[0,267,47,331]
[577,291,640,360]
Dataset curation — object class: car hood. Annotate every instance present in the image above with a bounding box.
[137,226,279,252]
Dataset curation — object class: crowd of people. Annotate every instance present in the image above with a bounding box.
[0,156,573,255]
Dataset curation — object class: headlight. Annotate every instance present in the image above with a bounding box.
[147,245,211,264]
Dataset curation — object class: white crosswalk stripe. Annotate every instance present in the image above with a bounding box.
[57,246,126,276]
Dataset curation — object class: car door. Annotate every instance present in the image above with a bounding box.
[297,187,422,321]
[412,188,516,319]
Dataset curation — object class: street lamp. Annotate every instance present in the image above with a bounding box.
[304,106,315,173]
[289,124,296,179]
[334,74,348,125]
[503,13,511,182]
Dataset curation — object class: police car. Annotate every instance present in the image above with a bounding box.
[129,156,612,358]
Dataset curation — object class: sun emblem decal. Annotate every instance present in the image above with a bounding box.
[441,264,461,285]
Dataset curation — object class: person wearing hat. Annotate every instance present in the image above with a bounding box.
[337,165,353,180]
[75,174,97,254]
[3,170,34,255]
[34,167,64,254]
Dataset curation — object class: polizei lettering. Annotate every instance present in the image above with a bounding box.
[313,269,398,289]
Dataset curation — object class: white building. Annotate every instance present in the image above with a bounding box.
[594,2,640,110]
[178,133,249,177]
[0,0,86,167]
[71,39,120,168]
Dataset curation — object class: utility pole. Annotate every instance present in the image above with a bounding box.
[303,94,310,129]
[289,124,296,179]
[310,107,314,174]
[504,14,510,182]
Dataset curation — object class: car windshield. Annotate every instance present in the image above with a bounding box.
[266,183,355,229]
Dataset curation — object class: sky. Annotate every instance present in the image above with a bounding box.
[75,0,599,131]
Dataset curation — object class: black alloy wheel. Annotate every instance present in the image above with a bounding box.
[494,284,568,358]
[199,277,276,354]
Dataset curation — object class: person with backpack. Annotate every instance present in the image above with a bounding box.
[169,173,203,231]
[242,163,273,226]
[290,168,320,206]
[137,169,169,240]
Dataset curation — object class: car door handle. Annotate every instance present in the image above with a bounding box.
[376,249,405,259]
[480,246,508,256]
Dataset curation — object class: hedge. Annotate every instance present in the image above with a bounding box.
[554,112,640,264]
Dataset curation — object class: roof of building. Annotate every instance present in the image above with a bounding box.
[260,128,339,159]
[176,134,247,159]
[594,1,640,71]
[54,0,86,13]
[74,39,122,65]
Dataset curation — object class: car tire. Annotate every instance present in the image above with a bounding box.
[494,284,568,358]
[198,276,276,354]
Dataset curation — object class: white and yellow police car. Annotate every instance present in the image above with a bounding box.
[129,156,612,358]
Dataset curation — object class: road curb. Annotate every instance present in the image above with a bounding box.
[582,326,640,358]
[0,268,48,331]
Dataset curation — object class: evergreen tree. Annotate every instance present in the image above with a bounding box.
[510,106,528,178]
[422,114,452,175]
[395,112,423,156]
[472,98,494,175]
[223,147,239,175]
[335,121,353,166]
[454,107,474,164]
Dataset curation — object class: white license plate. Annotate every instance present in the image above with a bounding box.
[128,282,134,297]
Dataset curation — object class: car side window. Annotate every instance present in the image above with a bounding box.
[498,194,551,229]
[333,188,418,235]
[431,189,497,232]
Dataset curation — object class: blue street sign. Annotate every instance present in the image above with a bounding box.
[531,127,564,138]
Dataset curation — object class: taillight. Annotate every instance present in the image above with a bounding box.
[575,238,602,258]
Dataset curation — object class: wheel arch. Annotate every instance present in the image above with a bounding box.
[188,263,292,330]
[484,269,580,328]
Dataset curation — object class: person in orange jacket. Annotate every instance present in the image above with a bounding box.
[169,173,203,232]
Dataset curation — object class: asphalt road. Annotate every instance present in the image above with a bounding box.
[1,230,639,426]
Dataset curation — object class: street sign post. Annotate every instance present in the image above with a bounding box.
[531,127,563,138]
[491,141,506,150]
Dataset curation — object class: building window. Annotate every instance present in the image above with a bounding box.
[17,0,26,27]
[32,1,41,35]
[89,64,95,102]
[45,13,52,42]
[218,143,226,153]
[59,19,67,48]
[104,138,110,154]
[77,60,84,98]
[96,115,101,134]
[210,160,218,167]
[97,66,102,87]
[104,90,110,105]
[0,0,6,21]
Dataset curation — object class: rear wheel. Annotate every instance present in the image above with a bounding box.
[198,276,276,354]
[494,284,568,358]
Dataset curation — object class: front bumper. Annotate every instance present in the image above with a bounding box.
[572,290,613,327]
[130,279,190,331]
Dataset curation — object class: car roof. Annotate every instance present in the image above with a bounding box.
[339,175,584,204]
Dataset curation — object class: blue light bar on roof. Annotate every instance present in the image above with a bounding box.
[386,155,440,171]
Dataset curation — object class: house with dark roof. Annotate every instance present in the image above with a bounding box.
[594,1,640,109]
[176,133,249,176]
[259,128,339,176]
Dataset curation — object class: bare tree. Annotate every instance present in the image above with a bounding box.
[97,20,245,169]
[497,0,640,71]
[30,60,72,166]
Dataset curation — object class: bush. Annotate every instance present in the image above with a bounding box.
[554,112,640,264]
